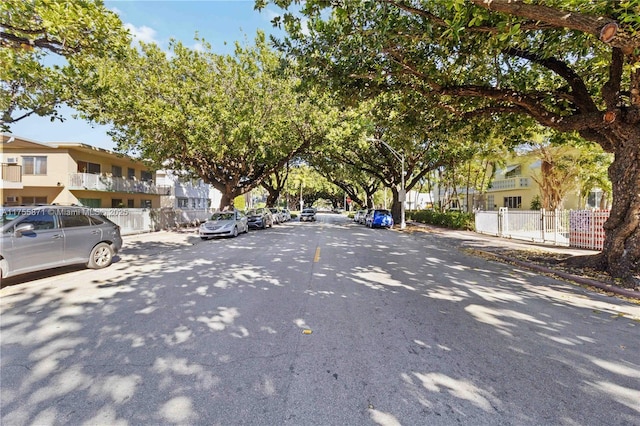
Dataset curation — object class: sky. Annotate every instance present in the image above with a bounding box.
[8,0,288,151]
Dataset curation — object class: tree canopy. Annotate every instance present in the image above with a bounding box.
[0,0,130,129]
[77,32,342,208]
[257,0,640,286]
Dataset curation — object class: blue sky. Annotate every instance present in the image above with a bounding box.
[9,0,288,151]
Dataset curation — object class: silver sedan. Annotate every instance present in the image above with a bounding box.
[199,211,249,239]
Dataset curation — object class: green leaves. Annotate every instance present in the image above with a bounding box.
[74,31,343,207]
[1,0,131,130]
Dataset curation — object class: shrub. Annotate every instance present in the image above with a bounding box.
[406,210,475,231]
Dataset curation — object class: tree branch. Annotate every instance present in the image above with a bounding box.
[470,0,639,53]
[503,47,599,114]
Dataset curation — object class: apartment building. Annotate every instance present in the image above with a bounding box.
[1,134,164,208]
[155,169,221,210]
[434,159,605,212]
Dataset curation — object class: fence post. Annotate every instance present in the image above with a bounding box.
[498,207,507,237]
[554,209,559,245]
[590,209,595,249]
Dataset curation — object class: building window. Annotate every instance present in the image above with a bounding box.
[504,196,522,209]
[128,168,135,180]
[141,199,152,208]
[111,165,123,177]
[127,199,134,208]
[21,196,47,205]
[487,195,495,210]
[78,198,101,208]
[505,165,521,178]
[112,198,123,208]
[23,156,47,175]
[177,198,189,208]
[141,170,153,182]
[77,161,101,174]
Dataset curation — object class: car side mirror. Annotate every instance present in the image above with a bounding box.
[14,223,35,237]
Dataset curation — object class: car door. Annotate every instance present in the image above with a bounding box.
[236,211,248,232]
[59,211,99,263]
[5,210,64,276]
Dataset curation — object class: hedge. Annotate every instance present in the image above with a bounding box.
[406,210,475,231]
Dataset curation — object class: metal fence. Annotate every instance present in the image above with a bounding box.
[475,208,610,250]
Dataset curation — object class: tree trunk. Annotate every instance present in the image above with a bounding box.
[601,138,640,287]
[567,130,640,288]
[218,182,244,210]
[219,192,235,210]
[265,188,279,207]
[389,187,401,226]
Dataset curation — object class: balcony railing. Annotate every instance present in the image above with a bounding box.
[2,163,22,182]
[68,173,165,194]
[488,177,530,191]
[2,163,23,189]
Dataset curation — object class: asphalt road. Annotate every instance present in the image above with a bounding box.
[1,213,639,425]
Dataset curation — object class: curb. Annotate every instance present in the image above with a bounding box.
[487,251,640,300]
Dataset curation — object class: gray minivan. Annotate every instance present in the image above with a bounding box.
[1,205,123,279]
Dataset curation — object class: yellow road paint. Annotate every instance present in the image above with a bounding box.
[314,247,321,262]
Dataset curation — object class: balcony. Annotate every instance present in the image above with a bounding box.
[488,177,530,191]
[68,173,165,195]
[2,163,23,189]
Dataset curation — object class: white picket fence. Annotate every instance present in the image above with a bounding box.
[475,208,609,250]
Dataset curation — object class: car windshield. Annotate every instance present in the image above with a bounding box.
[302,209,314,213]
[210,212,234,221]
[375,210,390,216]
[247,210,260,215]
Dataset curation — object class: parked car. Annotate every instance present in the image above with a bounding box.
[300,208,317,222]
[0,205,123,279]
[362,208,375,225]
[269,208,283,224]
[354,209,367,223]
[246,208,273,229]
[367,209,394,228]
[280,208,292,222]
[199,210,249,239]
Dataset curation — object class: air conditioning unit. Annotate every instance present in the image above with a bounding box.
[6,196,18,203]
[6,157,18,164]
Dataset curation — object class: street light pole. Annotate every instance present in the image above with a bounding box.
[368,138,406,229]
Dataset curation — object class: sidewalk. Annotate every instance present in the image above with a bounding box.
[404,221,639,300]
[119,228,200,257]
[404,220,597,253]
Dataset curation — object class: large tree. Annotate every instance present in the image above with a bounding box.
[0,0,130,130]
[79,33,335,208]
[258,0,640,287]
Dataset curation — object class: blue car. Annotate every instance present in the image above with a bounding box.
[367,209,394,228]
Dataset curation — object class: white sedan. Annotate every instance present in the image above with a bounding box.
[199,211,249,239]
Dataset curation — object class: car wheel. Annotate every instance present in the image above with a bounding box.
[262,221,266,229]
[87,242,114,269]
[232,226,238,237]
[244,225,249,234]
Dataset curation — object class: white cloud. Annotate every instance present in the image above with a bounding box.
[124,23,159,44]
[191,42,205,52]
